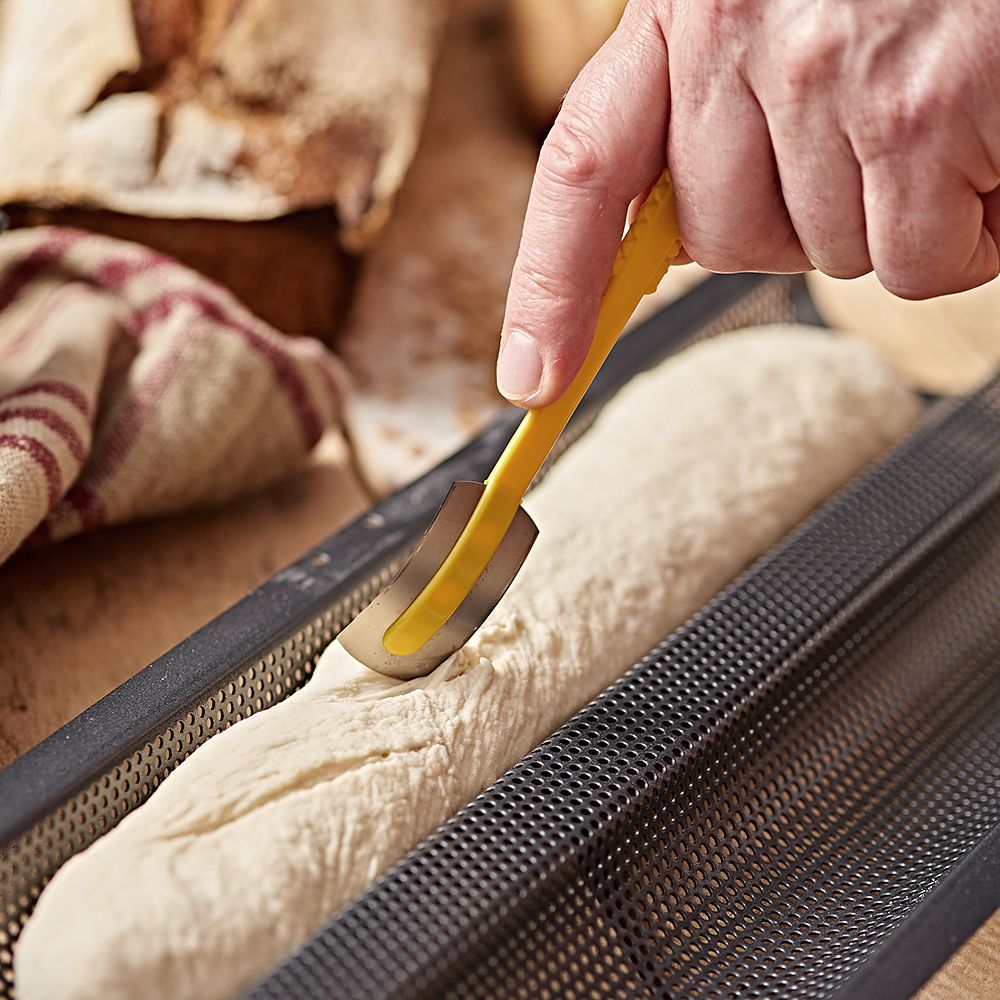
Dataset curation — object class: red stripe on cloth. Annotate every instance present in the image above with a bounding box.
[0,230,84,314]
[132,291,326,447]
[71,336,189,497]
[96,251,172,294]
[62,482,106,532]
[0,433,62,509]
[0,380,93,420]
[0,405,88,464]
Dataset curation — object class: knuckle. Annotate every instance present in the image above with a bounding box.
[851,29,963,162]
[780,38,841,101]
[759,9,843,107]
[705,0,759,31]
[538,115,608,192]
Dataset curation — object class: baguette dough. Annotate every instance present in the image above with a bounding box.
[15,327,919,1000]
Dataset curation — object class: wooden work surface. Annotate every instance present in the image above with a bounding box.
[2,282,1000,997]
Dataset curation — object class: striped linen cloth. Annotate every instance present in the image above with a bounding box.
[0,227,349,565]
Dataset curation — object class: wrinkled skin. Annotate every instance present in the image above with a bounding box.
[497,0,1000,406]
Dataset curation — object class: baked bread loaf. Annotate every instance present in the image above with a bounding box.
[0,0,446,246]
[0,0,448,337]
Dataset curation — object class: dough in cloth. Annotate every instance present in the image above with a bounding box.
[15,326,919,1000]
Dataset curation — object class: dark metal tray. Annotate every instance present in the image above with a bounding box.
[3,273,996,1000]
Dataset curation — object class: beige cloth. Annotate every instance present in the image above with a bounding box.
[0,226,348,564]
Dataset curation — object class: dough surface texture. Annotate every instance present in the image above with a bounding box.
[15,327,919,1000]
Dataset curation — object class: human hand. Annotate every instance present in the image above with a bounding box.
[497,0,1000,406]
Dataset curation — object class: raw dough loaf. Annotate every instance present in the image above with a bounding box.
[16,327,919,1000]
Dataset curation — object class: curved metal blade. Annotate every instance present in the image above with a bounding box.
[338,482,538,680]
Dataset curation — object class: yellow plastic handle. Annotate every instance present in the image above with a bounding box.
[383,169,683,656]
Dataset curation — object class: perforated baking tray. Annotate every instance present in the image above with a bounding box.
[2,273,997,1000]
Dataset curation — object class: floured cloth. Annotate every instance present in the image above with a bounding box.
[15,327,919,1000]
[0,0,447,251]
[0,226,347,565]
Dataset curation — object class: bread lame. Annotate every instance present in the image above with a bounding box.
[339,169,684,679]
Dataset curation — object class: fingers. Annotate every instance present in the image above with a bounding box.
[863,155,1000,299]
[766,110,872,278]
[668,72,808,274]
[498,6,669,408]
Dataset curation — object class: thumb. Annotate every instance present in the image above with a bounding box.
[497,7,670,408]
